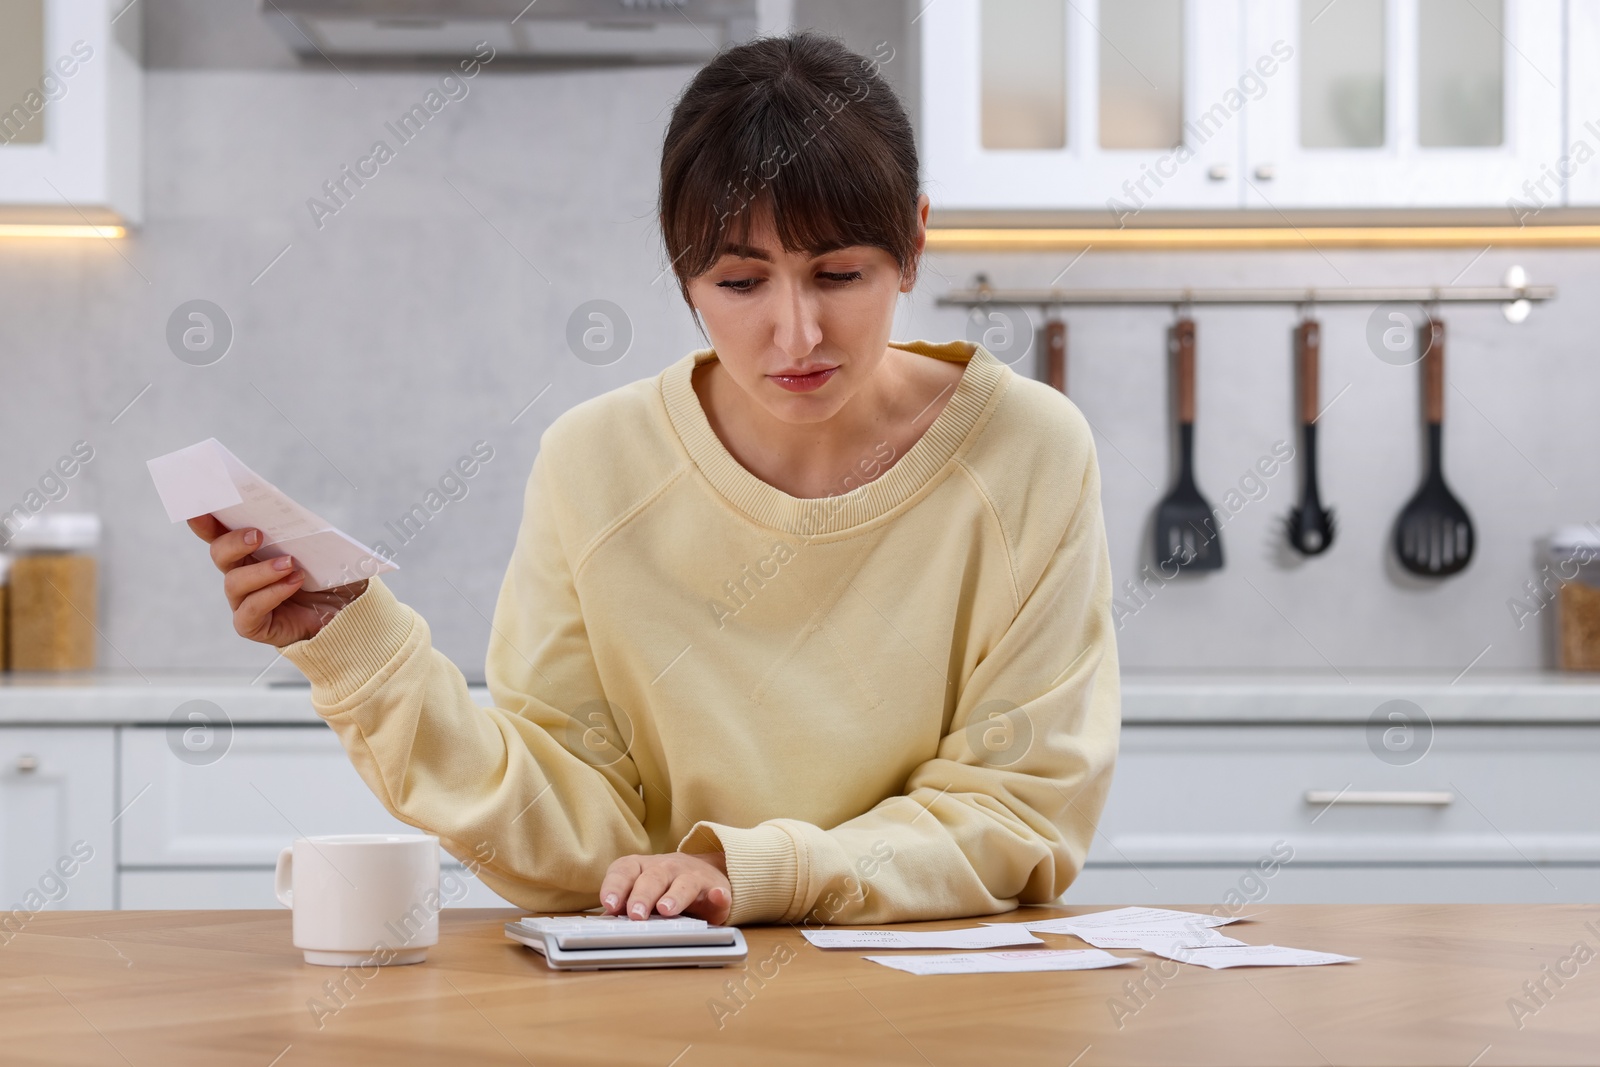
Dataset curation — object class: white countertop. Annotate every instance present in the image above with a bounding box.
[0,671,1597,725]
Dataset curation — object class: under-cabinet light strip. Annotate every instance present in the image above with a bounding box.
[926,226,1600,251]
[0,224,126,240]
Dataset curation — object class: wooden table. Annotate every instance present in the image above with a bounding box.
[2,905,1596,1065]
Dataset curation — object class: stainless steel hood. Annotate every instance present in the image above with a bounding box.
[261,0,793,63]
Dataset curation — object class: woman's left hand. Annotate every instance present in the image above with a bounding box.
[599,852,731,924]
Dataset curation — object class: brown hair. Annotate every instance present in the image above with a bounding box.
[658,32,921,312]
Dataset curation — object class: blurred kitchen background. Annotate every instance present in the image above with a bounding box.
[1,0,1596,676]
[1,1,1597,911]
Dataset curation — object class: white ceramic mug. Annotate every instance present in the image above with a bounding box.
[274,833,440,967]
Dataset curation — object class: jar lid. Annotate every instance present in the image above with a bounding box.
[6,512,101,551]
[1548,523,1600,555]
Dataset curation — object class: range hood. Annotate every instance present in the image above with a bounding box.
[261,0,793,63]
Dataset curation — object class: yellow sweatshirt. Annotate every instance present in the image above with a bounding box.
[280,339,1121,926]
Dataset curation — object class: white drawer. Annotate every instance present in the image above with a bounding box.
[119,725,416,866]
[1094,724,1600,864]
[119,869,518,909]
[1068,863,1600,905]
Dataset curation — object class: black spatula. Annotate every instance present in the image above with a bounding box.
[1153,318,1222,572]
[1286,318,1336,555]
[1393,318,1474,577]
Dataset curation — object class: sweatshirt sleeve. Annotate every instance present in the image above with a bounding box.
[277,445,650,910]
[677,444,1121,926]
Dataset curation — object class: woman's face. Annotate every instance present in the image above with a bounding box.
[685,194,930,427]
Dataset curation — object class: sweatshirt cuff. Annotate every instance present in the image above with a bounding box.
[678,821,799,926]
[278,576,416,706]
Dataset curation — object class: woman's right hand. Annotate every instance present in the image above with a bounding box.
[188,514,368,648]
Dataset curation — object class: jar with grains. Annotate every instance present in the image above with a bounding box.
[0,553,11,671]
[7,513,100,673]
[1546,525,1600,672]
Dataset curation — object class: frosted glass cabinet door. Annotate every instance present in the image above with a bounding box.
[0,0,47,145]
[1242,0,1562,207]
[921,0,1244,212]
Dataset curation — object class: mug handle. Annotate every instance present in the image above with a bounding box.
[274,846,294,908]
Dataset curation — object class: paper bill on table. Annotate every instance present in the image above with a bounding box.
[1000,907,1253,936]
[1144,944,1359,969]
[147,438,397,592]
[802,926,1044,950]
[1072,928,1249,950]
[864,949,1137,976]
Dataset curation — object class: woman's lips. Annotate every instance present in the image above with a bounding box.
[769,366,838,393]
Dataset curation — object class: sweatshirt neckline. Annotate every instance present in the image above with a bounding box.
[660,339,1008,536]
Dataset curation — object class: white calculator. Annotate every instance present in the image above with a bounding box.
[504,915,749,971]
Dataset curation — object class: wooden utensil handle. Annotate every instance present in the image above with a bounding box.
[1296,319,1320,424]
[1171,318,1196,424]
[1423,318,1445,424]
[1045,319,1067,394]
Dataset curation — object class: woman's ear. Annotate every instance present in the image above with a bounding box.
[902,193,932,293]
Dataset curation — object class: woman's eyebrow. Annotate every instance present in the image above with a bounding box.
[718,242,772,261]
[717,240,861,262]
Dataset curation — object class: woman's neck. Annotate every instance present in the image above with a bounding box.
[691,345,964,500]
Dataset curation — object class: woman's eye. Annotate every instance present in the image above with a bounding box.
[819,271,863,284]
[716,278,761,293]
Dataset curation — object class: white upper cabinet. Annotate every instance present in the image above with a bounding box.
[922,0,1245,214]
[1244,0,1561,208]
[1563,1,1600,206]
[920,0,1565,213]
[0,0,142,225]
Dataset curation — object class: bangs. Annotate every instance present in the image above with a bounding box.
[659,34,921,305]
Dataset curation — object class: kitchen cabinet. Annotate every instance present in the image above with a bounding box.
[1073,722,1600,904]
[4,677,1598,910]
[920,0,1244,211]
[117,724,515,908]
[0,0,142,225]
[0,728,115,913]
[920,0,1564,213]
[1242,0,1561,208]
[1563,1,1600,206]
[119,864,515,910]
[119,725,417,867]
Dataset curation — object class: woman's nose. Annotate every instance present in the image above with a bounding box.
[770,279,824,357]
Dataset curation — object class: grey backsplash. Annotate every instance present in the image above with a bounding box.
[2,54,1595,680]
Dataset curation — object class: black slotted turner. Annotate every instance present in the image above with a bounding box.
[1153,318,1223,572]
[1393,318,1475,576]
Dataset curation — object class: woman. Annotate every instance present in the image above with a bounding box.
[189,33,1120,927]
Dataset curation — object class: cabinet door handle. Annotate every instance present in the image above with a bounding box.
[1207,164,1230,181]
[1254,164,1276,181]
[1305,789,1453,806]
[16,755,39,773]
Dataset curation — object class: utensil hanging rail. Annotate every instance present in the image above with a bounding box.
[936,285,1555,307]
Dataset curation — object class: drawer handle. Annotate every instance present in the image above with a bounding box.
[1305,789,1454,806]
[16,755,39,773]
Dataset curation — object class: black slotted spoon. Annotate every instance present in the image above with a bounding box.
[1393,318,1475,577]
[1153,318,1223,572]
[1286,318,1336,555]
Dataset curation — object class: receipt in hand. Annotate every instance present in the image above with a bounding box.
[147,438,397,592]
